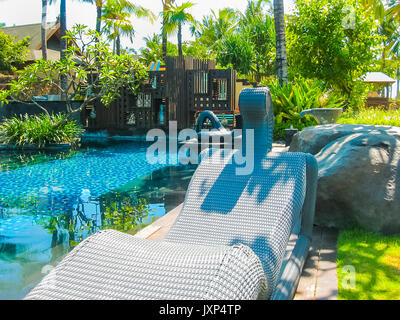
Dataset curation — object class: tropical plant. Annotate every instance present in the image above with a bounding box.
[162,1,195,57]
[0,113,83,147]
[216,1,275,83]
[287,0,380,98]
[139,33,178,65]
[388,0,400,22]
[0,25,148,117]
[0,29,30,73]
[273,0,288,85]
[216,33,254,77]
[191,8,239,53]
[266,77,343,139]
[101,0,155,55]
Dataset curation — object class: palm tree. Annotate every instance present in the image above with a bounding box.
[102,0,155,55]
[191,8,239,50]
[41,0,57,60]
[95,0,103,33]
[273,0,287,86]
[56,0,94,98]
[161,0,175,63]
[163,1,195,57]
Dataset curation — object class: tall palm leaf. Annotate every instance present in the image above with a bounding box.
[162,1,195,57]
[102,0,155,55]
[191,8,238,50]
[388,0,400,22]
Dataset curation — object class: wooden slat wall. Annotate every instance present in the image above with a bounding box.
[88,57,233,131]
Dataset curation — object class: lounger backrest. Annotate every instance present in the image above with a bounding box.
[165,88,307,298]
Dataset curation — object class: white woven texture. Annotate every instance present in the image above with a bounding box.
[25,229,267,300]
[164,149,307,298]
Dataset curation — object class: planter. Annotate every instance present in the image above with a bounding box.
[299,108,343,125]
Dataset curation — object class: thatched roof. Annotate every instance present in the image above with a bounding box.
[1,21,61,61]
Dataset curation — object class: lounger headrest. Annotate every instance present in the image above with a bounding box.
[238,87,274,153]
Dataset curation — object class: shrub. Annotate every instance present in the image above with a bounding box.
[0,113,84,147]
[265,78,343,139]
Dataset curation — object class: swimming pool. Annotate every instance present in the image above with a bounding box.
[0,140,196,299]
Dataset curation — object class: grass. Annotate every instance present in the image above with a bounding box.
[338,107,400,127]
[337,229,400,300]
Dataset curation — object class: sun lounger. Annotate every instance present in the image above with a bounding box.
[24,87,318,300]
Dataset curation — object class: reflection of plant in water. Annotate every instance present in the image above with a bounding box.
[38,191,150,251]
[39,209,96,249]
[0,149,82,172]
[103,198,149,232]
[0,194,39,211]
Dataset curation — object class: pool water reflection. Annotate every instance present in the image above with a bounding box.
[0,140,196,299]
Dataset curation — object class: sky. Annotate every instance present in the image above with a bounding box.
[0,0,295,51]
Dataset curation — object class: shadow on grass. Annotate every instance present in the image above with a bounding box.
[337,228,400,300]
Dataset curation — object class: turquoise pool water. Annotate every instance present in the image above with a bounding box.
[0,140,196,299]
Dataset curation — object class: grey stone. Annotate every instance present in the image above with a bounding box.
[291,124,400,235]
[289,124,400,155]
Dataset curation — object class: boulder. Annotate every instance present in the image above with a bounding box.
[291,124,400,235]
[290,123,400,154]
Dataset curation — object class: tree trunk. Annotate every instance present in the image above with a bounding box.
[60,0,68,100]
[162,0,174,63]
[178,22,182,57]
[41,0,48,61]
[273,0,288,86]
[96,1,102,34]
[116,35,121,55]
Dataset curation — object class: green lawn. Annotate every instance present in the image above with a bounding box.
[337,229,400,300]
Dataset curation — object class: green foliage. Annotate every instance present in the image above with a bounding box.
[337,228,400,300]
[216,33,254,76]
[216,1,275,82]
[0,113,83,147]
[338,106,400,126]
[0,25,148,114]
[101,0,155,54]
[139,33,210,65]
[103,198,149,232]
[265,77,343,139]
[0,29,30,73]
[191,8,239,53]
[287,0,381,97]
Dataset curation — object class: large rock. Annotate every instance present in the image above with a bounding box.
[291,124,400,235]
[290,123,400,154]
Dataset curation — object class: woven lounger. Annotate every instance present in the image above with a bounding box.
[25,87,318,300]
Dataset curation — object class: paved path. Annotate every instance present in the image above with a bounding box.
[294,226,339,300]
